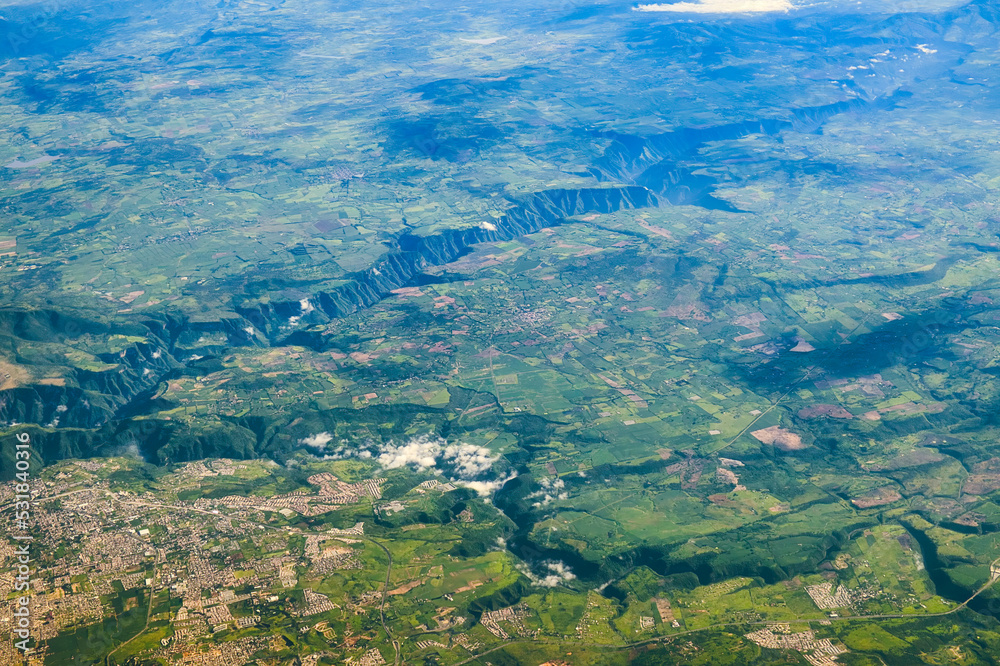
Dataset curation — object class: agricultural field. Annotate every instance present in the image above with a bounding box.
[3,0,1000,664]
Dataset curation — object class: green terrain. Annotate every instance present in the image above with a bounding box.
[3,0,1000,663]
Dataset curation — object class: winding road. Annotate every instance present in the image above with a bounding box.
[450,555,1000,666]
[15,487,998,666]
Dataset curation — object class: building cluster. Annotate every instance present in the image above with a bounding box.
[452,633,482,651]
[305,534,362,574]
[308,473,384,501]
[806,582,853,610]
[197,473,384,517]
[351,647,387,666]
[415,479,457,493]
[176,459,255,479]
[376,500,407,516]
[173,635,271,665]
[745,625,848,666]
[805,582,879,613]
[293,589,338,617]
[0,463,384,664]
[29,590,103,642]
[480,605,532,639]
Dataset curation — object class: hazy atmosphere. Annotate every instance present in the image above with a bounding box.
[2,0,1000,664]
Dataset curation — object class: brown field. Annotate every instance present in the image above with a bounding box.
[0,359,31,390]
[851,487,902,508]
[750,426,805,451]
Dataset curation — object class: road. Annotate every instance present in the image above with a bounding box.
[104,576,155,666]
[366,537,401,666]
[16,488,402,666]
[450,555,1000,666]
[15,488,999,666]
[115,496,402,666]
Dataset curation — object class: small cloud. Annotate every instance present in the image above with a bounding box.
[635,0,792,13]
[112,438,146,462]
[529,477,568,507]
[443,443,498,477]
[300,432,335,448]
[519,560,576,588]
[301,434,507,492]
[458,473,518,497]
[373,435,499,479]
[378,436,441,472]
[459,36,505,45]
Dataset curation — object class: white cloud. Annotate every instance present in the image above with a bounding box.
[529,477,569,507]
[443,443,498,477]
[300,434,505,490]
[299,298,315,314]
[635,0,792,13]
[300,432,335,448]
[532,495,553,508]
[457,473,518,497]
[111,439,147,462]
[460,37,505,45]
[378,436,442,472]
[546,561,575,580]
[371,435,499,479]
[519,560,576,588]
[532,491,569,508]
